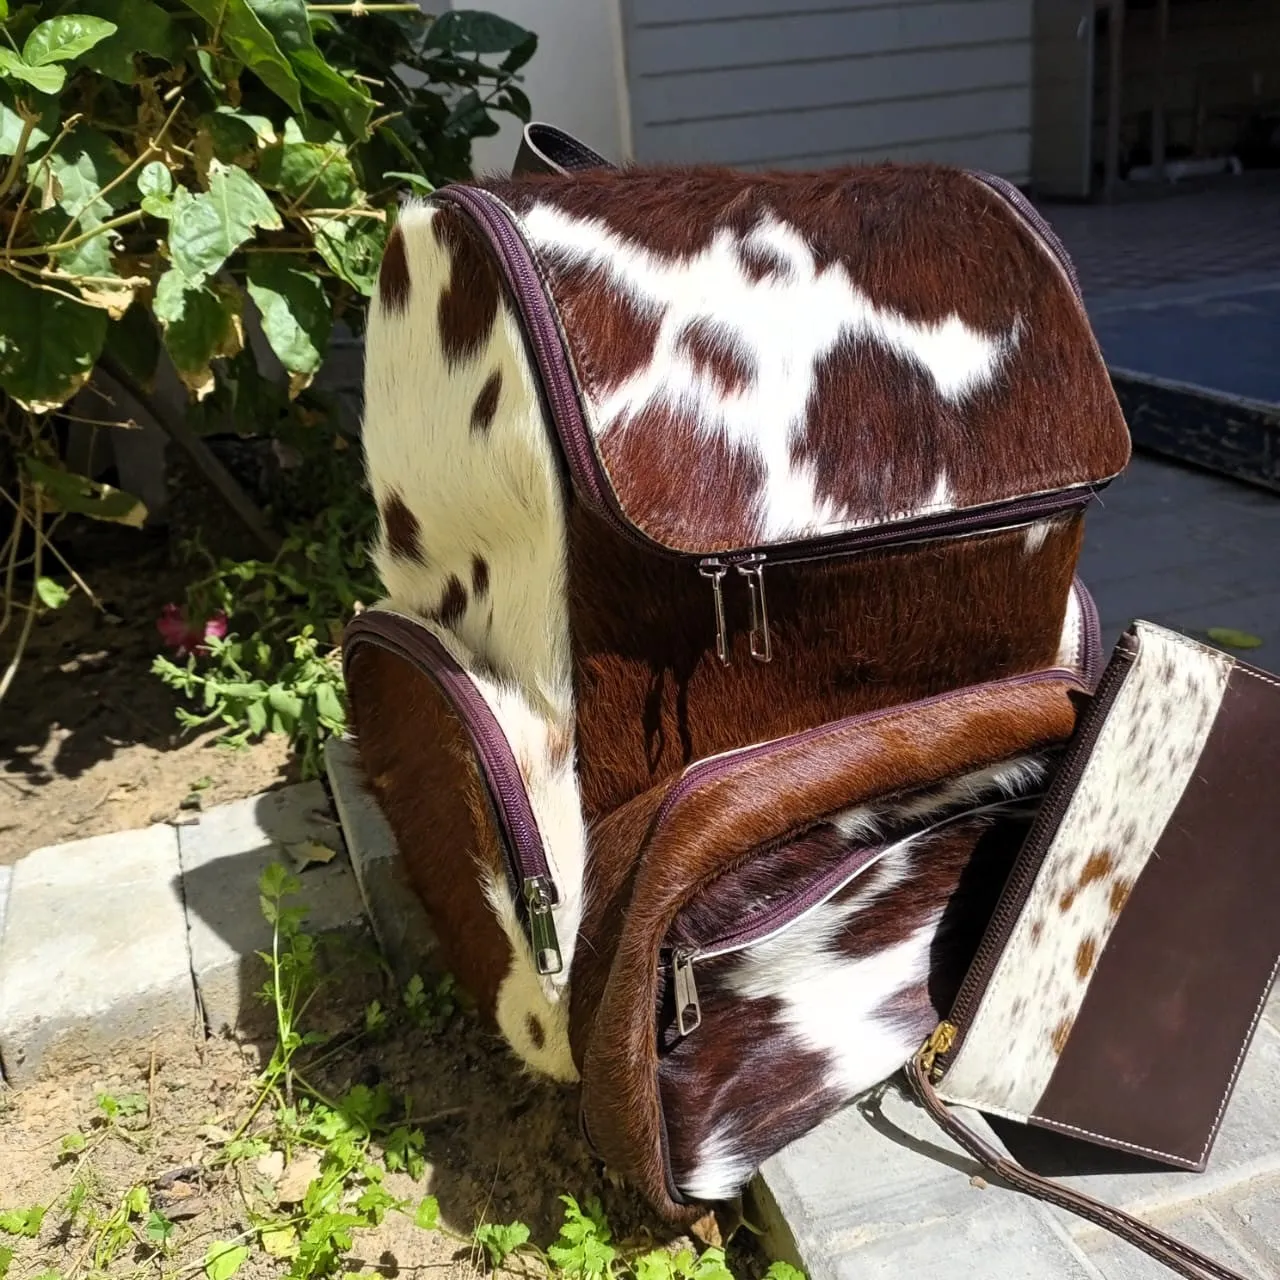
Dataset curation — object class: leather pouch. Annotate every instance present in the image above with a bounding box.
[911,620,1280,1280]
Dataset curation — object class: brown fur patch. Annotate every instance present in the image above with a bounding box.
[471,554,490,599]
[736,238,794,283]
[382,491,424,563]
[471,370,502,433]
[525,1014,546,1051]
[377,225,411,313]
[345,643,509,1023]
[1030,919,1044,943]
[1059,888,1077,913]
[1052,1017,1073,1055]
[1075,936,1097,980]
[675,318,755,395]
[1079,850,1114,886]
[433,206,501,367]
[434,575,468,629]
[547,721,574,771]
[1110,879,1132,915]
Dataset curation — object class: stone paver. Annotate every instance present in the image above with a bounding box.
[324,738,437,987]
[0,825,196,1085]
[1078,453,1280,653]
[177,783,367,1037]
[0,863,11,942]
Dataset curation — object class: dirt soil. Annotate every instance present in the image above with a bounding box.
[1,507,299,866]
[0,980,766,1280]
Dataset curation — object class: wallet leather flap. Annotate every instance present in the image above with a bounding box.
[935,620,1280,1170]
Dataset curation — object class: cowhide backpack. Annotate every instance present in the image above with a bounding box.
[342,123,1131,1222]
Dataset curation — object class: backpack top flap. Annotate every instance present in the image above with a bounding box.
[435,165,1130,558]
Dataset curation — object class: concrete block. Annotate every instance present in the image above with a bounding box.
[997,1021,1280,1233]
[177,783,368,1037]
[1082,1207,1264,1280]
[324,737,436,987]
[753,1087,1094,1279]
[1267,978,1279,1036]
[1225,1177,1280,1271]
[0,826,196,1084]
[0,863,11,941]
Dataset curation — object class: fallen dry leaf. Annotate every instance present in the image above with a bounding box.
[276,1150,322,1204]
[285,839,337,872]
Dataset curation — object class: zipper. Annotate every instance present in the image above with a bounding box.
[435,184,1108,664]
[665,796,1039,1040]
[648,664,1084,850]
[929,631,1140,1079]
[969,171,1083,302]
[1073,576,1103,688]
[343,611,563,975]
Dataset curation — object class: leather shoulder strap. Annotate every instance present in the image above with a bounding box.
[906,1053,1250,1280]
[511,122,615,177]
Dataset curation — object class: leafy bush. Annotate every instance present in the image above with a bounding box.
[0,0,535,740]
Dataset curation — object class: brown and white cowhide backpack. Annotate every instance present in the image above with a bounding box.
[343,124,1131,1222]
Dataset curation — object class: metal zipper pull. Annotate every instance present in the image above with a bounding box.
[737,555,772,663]
[523,876,563,975]
[672,948,702,1036]
[918,1020,957,1080]
[698,559,731,665]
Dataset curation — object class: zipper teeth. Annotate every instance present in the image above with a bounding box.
[970,171,1084,301]
[688,797,1038,965]
[1074,577,1103,687]
[649,666,1083,839]
[434,185,1104,565]
[935,639,1139,1072]
[345,612,553,889]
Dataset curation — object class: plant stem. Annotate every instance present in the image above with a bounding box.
[0,483,100,608]
[54,97,184,247]
[306,3,421,9]
[8,208,145,258]
[0,111,36,201]
[0,487,42,705]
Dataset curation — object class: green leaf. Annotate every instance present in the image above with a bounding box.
[1206,627,1263,650]
[246,0,373,135]
[137,160,171,198]
[246,254,330,378]
[425,10,535,54]
[412,1196,439,1231]
[145,1211,176,1245]
[0,274,106,411]
[76,0,184,82]
[23,15,117,66]
[312,213,386,295]
[245,698,268,735]
[0,83,54,157]
[168,163,281,284]
[0,1245,12,1280]
[0,1205,46,1238]
[35,127,132,223]
[26,460,146,525]
[204,106,276,163]
[764,1264,807,1280]
[259,117,359,208]
[313,680,344,729]
[474,1221,529,1267]
[203,1241,249,1280]
[59,1132,87,1154]
[31,207,115,281]
[35,576,69,609]
[177,0,301,111]
[0,0,8,20]
[383,170,433,195]
[0,48,65,95]
[154,270,244,396]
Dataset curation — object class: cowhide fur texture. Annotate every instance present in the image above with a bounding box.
[356,164,1118,1091]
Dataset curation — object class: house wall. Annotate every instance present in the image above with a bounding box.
[456,0,632,175]
[619,0,1036,179]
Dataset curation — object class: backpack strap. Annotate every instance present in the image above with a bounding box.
[905,1053,1251,1280]
[512,122,615,177]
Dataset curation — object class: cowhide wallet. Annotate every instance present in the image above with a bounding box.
[924,618,1280,1171]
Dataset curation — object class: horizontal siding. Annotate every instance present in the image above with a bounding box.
[638,85,1032,166]
[630,1,1029,75]
[636,0,949,25]
[624,0,1033,179]
[633,41,1029,124]
[742,128,1031,178]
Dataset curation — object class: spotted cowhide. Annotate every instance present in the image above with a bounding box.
[352,159,1127,1212]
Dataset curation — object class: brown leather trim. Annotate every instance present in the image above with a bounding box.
[512,122,613,178]
[907,1053,1249,1280]
[579,675,1082,1219]
[1033,659,1280,1169]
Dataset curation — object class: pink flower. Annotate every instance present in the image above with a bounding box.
[157,604,228,657]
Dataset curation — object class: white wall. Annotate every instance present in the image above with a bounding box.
[451,0,631,175]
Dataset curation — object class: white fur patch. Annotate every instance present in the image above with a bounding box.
[939,623,1232,1119]
[520,203,1020,540]
[679,758,1046,1199]
[1055,575,1084,672]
